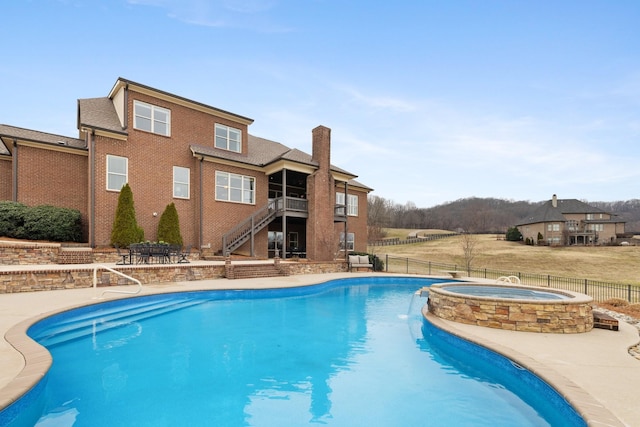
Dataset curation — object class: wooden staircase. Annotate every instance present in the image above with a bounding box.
[222,201,277,256]
[225,262,289,280]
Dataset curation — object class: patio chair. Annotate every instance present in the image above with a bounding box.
[168,244,181,263]
[115,245,131,265]
[178,245,192,263]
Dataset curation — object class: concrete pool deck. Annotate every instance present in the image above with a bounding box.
[1,271,639,426]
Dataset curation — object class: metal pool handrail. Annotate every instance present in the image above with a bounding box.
[92,265,142,299]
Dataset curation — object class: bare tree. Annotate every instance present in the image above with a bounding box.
[460,233,479,273]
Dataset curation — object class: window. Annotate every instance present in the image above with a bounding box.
[215,171,255,204]
[134,101,170,136]
[173,166,190,199]
[567,220,578,231]
[215,124,241,152]
[106,155,127,191]
[268,231,283,251]
[336,192,359,216]
[547,223,560,232]
[588,224,604,232]
[340,232,355,251]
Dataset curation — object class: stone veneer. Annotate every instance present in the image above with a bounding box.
[427,283,594,333]
[0,261,349,293]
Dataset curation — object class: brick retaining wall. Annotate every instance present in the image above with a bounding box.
[0,260,349,293]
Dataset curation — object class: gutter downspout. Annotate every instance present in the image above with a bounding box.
[88,131,96,247]
[344,181,348,260]
[199,157,203,250]
[11,139,17,201]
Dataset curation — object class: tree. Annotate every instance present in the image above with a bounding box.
[110,183,144,247]
[505,226,522,242]
[460,233,479,273]
[157,202,183,245]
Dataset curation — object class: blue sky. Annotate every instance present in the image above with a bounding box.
[2,1,639,208]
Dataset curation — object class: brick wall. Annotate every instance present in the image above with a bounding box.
[0,158,11,200]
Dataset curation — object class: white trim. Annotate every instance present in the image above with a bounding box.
[106,155,128,192]
[215,171,255,204]
[173,166,190,199]
[133,100,171,136]
[214,123,242,153]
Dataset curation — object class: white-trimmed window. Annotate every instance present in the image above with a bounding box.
[215,171,255,204]
[134,100,170,136]
[336,192,359,216]
[173,166,190,199]
[340,232,355,251]
[106,155,128,191]
[215,124,241,152]
[547,223,560,232]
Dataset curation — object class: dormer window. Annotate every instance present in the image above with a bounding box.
[215,124,241,153]
[134,100,170,136]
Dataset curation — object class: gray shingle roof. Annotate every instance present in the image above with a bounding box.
[0,124,86,152]
[191,134,359,180]
[78,97,126,134]
[518,198,609,225]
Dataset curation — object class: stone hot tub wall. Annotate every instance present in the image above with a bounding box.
[426,284,594,334]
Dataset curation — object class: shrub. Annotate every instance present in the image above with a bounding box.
[505,226,522,242]
[0,202,82,242]
[110,183,144,247]
[0,201,28,239]
[21,205,83,242]
[157,203,183,246]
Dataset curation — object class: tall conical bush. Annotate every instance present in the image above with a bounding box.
[157,202,183,245]
[110,183,144,247]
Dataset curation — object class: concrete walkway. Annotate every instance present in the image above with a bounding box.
[1,273,639,426]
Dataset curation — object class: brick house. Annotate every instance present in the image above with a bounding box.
[0,78,372,261]
[517,194,625,245]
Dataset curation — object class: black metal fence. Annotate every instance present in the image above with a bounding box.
[369,233,458,246]
[384,255,640,303]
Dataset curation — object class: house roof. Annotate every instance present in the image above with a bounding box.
[518,197,615,225]
[0,124,86,153]
[77,97,126,135]
[109,77,254,125]
[191,134,368,188]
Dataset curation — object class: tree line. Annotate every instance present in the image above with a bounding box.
[367,195,640,240]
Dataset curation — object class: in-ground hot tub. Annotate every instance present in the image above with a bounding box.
[426,282,594,333]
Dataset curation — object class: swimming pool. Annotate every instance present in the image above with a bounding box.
[1,277,585,426]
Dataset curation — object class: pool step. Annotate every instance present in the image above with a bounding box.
[32,298,204,347]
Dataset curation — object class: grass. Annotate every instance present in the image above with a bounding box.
[368,230,640,286]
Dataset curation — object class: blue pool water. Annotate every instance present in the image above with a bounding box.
[441,285,570,300]
[2,277,585,426]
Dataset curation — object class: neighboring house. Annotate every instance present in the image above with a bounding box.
[517,194,625,246]
[0,77,372,261]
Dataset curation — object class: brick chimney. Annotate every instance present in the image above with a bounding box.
[312,125,331,171]
[306,126,335,261]
[552,194,558,208]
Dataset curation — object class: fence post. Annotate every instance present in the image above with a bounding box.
[484,268,487,279]
[385,254,389,272]
[428,261,431,275]
[584,279,588,295]
[406,257,409,274]
[629,285,632,302]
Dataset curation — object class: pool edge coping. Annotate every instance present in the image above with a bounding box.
[424,311,626,427]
